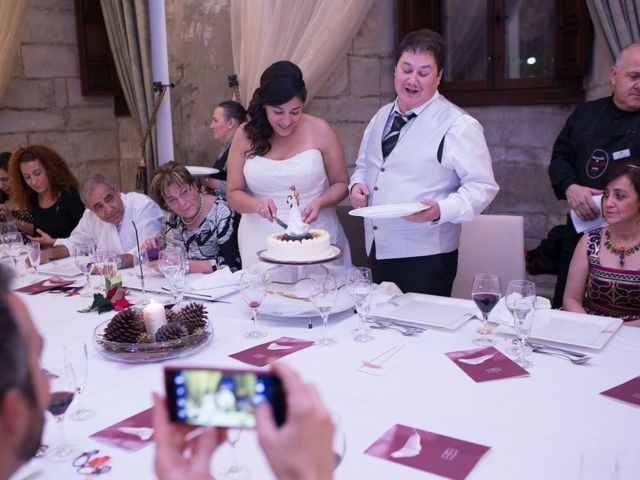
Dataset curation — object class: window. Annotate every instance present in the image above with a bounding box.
[397,0,592,106]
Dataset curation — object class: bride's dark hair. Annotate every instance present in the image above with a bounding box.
[245,61,307,157]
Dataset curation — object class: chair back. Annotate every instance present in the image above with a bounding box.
[451,214,526,299]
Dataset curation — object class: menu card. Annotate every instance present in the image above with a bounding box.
[365,424,490,479]
[90,408,154,451]
[600,375,640,406]
[15,276,75,294]
[446,346,529,382]
[229,337,314,367]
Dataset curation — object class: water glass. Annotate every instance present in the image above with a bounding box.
[27,240,41,281]
[310,273,339,347]
[73,244,95,297]
[218,429,251,480]
[346,267,374,343]
[3,231,23,274]
[505,280,536,356]
[159,248,187,307]
[471,273,501,346]
[64,342,95,421]
[512,298,536,368]
[239,271,267,339]
[133,250,151,304]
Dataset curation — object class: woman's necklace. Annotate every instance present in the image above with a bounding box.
[181,193,205,227]
[604,227,640,267]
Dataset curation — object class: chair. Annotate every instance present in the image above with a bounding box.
[451,214,526,299]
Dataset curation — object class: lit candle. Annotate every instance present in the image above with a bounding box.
[143,299,166,336]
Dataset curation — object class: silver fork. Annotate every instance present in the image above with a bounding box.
[368,320,422,336]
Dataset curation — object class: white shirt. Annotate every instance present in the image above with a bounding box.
[55,192,163,255]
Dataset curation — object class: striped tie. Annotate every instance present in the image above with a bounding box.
[381,112,416,158]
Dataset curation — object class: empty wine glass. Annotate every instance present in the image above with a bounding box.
[512,298,536,368]
[239,271,267,339]
[505,280,536,356]
[46,368,77,462]
[27,240,41,281]
[3,230,23,273]
[133,250,151,304]
[471,273,501,346]
[64,342,95,421]
[159,247,187,307]
[309,273,339,347]
[218,428,250,480]
[346,267,374,343]
[73,244,95,297]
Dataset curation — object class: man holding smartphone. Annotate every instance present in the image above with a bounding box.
[152,361,336,480]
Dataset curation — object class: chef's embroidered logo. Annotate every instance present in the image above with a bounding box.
[586,149,609,179]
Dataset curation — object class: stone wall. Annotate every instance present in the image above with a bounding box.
[0,0,614,255]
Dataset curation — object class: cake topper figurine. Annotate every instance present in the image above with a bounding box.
[285,186,311,240]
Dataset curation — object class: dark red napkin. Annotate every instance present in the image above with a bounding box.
[15,276,75,294]
[365,424,490,480]
[229,336,314,367]
[90,408,154,451]
[446,346,529,382]
[601,375,640,406]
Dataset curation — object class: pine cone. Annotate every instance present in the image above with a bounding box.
[155,323,188,342]
[176,302,208,334]
[165,308,178,324]
[136,332,154,344]
[104,308,145,343]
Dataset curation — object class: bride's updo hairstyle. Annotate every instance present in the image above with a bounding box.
[245,60,307,157]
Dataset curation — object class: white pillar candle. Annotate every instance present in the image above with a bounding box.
[143,299,166,336]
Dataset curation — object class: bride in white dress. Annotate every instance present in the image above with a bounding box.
[227,61,351,269]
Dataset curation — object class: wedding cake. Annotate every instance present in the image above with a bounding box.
[264,186,334,261]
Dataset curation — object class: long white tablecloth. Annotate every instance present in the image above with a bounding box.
[11,269,640,480]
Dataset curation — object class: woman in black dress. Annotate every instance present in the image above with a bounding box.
[8,145,85,246]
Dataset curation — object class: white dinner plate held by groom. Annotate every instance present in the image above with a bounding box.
[349,203,431,219]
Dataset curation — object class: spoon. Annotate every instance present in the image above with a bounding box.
[531,346,591,364]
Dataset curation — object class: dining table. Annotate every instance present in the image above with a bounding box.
[10,261,640,480]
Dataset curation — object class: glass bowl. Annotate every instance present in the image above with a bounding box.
[93,320,213,363]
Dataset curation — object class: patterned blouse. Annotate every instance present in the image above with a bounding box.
[583,228,640,321]
[160,197,241,272]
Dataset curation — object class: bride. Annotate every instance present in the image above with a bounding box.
[227,60,351,268]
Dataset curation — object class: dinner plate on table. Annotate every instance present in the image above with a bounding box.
[370,293,475,330]
[348,203,431,219]
[495,309,622,349]
[185,165,219,176]
[259,287,354,318]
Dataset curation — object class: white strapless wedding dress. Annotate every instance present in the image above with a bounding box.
[239,149,351,269]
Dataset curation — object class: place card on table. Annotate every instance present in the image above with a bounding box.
[90,407,154,451]
[446,346,529,382]
[365,424,490,480]
[600,375,640,406]
[229,336,314,367]
[15,276,75,294]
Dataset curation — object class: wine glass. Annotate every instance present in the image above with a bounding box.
[346,267,374,343]
[471,273,501,346]
[158,247,187,307]
[101,253,119,289]
[218,429,251,480]
[46,368,77,462]
[64,342,95,421]
[133,250,151,304]
[512,298,536,368]
[73,244,95,297]
[309,273,339,347]
[505,280,536,356]
[239,271,267,339]
[3,230,23,273]
[27,240,41,281]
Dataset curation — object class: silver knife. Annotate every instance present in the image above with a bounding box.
[273,216,288,230]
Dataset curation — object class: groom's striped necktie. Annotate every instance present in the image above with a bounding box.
[381,112,416,158]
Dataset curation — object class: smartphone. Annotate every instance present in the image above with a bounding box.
[164,366,286,428]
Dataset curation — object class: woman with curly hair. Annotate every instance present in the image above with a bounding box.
[8,145,85,246]
[226,60,351,268]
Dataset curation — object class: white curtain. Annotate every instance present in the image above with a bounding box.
[586,0,640,62]
[0,0,28,102]
[230,0,374,105]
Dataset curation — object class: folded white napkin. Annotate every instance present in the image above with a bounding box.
[187,267,243,291]
[370,282,403,308]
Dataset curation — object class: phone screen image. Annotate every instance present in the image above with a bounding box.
[164,367,286,428]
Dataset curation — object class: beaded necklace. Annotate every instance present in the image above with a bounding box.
[181,193,205,227]
[604,227,640,267]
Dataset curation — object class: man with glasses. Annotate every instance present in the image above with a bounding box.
[37,174,163,269]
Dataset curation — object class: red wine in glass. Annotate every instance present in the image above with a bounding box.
[473,292,500,314]
[48,391,75,416]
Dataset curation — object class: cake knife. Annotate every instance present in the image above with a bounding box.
[273,216,288,229]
